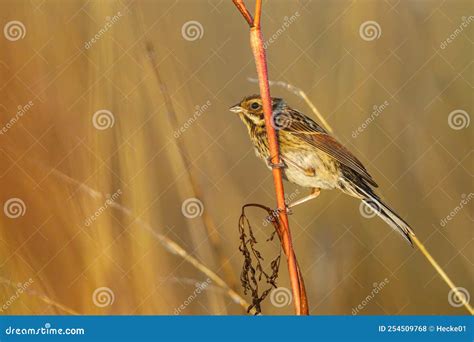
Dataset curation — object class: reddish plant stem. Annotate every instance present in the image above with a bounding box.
[253,0,262,28]
[233,0,309,315]
[232,0,253,26]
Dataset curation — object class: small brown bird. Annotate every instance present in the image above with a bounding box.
[230,95,414,245]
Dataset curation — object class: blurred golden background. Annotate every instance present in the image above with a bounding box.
[0,0,472,315]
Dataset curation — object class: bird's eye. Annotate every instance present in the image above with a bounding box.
[250,102,260,110]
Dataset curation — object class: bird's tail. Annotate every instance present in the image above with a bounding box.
[353,183,414,246]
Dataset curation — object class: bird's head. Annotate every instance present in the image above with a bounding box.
[229,95,286,126]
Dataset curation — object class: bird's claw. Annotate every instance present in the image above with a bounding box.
[266,157,286,169]
[265,206,292,224]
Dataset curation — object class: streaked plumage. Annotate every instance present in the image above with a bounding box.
[230,95,414,245]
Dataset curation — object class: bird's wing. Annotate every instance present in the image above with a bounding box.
[278,109,378,187]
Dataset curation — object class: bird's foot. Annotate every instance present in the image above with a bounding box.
[265,206,292,224]
[266,157,286,169]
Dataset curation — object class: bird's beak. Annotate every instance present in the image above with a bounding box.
[229,103,242,113]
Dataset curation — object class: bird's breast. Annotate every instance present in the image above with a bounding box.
[279,133,340,189]
[248,127,340,189]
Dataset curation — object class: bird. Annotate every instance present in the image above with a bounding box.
[230,94,414,246]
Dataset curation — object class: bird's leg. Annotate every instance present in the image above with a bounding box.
[288,188,321,209]
[265,188,321,225]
